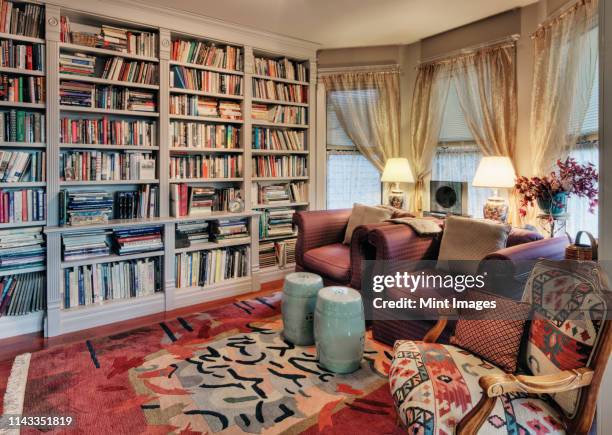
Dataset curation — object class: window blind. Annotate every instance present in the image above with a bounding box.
[439,83,473,142]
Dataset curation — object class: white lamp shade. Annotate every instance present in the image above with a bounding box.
[472,156,516,188]
[381,158,414,183]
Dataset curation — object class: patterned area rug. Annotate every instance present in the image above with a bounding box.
[2,292,401,434]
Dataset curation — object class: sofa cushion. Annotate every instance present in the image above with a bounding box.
[343,203,393,244]
[522,259,609,417]
[437,216,511,274]
[507,228,543,247]
[303,243,351,283]
[390,341,565,434]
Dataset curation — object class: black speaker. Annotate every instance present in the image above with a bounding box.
[429,180,468,215]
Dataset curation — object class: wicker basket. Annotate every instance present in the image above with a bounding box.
[565,231,598,261]
[70,32,98,47]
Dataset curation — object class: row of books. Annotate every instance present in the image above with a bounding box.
[62,229,110,261]
[0,110,45,143]
[252,155,307,178]
[169,95,242,119]
[170,66,242,96]
[254,57,308,82]
[170,122,240,149]
[58,189,156,226]
[252,127,304,151]
[101,58,158,85]
[252,104,306,125]
[0,40,44,71]
[0,75,44,103]
[175,246,250,288]
[113,226,163,255]
[253,182,307,205]
[171,40,243,71]
[176,220,210,247]
[259,238,296,268]
[171,184,241,217]
[0,272,45,317]
[60,53,95,76]
[169,154,242,180]
[0,0,44,39]
[60,81,156,112]
[0,226,44,271]
[63,258,160,309]
[59,151,156,182]
[0,150,45,182]
[60,117,156,147]
[177,218,249,247]
[210,218,249,243]
[0,187,45,223]
[260,208,296,238]
[253,80,307,104]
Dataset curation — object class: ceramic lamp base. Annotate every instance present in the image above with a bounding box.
[483,196,509,223]
[388,189,405,209]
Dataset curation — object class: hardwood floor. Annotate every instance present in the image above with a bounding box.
[0,279,283,363]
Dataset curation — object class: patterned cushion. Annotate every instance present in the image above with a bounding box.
[451,292,531,373]
[522,260,609,418]
[390,340,565,434]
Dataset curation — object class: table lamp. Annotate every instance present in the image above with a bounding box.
[472,156,516,222]
[381,158,414,209]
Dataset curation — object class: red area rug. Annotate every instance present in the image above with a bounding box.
[2,292,402,434]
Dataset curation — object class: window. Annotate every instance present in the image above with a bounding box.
[326,90,381,209]
[432,83,489,217]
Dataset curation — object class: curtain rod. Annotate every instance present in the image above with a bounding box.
[318,64,400,75]
[530,0,595,37]
[419,34,519,65]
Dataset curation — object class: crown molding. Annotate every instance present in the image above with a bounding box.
[44,0,320,59]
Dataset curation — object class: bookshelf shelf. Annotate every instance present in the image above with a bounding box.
[175,238,252,254]
[45,217,176,234]
[169,87,243,100]
[169,147,243,154]
[260,234,297,242]
[60,250,164,269]
[59,42,160,62]
[59,106,160,117]
[168,114,243,124]
[0,141,46,148]
[251,120,308,129]
[0,101,45,109]
[173,210,259,223]
[176,276,252,294]
[0,220,46,229]
[169,177,243,183]
[59,179,160,186]
[168,60,244,76]
[0,266,46,278]
[252,74,309,86]
[0,311,44,340]
[252,98,308,107]
[0,182,46,188]
[254,202,309,209]
[253,176,309,181]
[59,143,160,151]
[251,149,308,155]
[0,66,45,76]
[59,74,160,90]
[0,32,44,44]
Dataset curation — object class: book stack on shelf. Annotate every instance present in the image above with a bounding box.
[169,154,241,180]
[258,241,276,268]
[0,110,45,143]
[112,226,163,255]
[60,117,156,147]
[171,39,243,71]
[59,150,155,182]
[62,229,110,261]
[254,56,307,82]
[175,245,249,288]
[60,82,156,112]
[171,184,241,217]
[253,79,307,104]
[175,220,209,248]
[251,104,306,125]
[0,226,44,271]
[260,208,296,239]
[0,149,45,182]
[252,127,304,151]
[114,186,158,219]
[60,53,95,76]
[210,217,250,243]
[258,237,296,269]
[0,271,44,317]
[0,187,45,223]
[59,190,113,226]
[63,257,160,309]
[253,181,307,205]
[252,155,306,178]
[218,100,242,120]
[170,122,240,149]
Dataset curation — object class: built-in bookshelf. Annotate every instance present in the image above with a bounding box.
[0,2,316,338]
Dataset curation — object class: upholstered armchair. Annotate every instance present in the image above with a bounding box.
[388,260,611,435]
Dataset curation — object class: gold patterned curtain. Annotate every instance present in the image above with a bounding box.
[530,0,598,175]
[322,71,400,172]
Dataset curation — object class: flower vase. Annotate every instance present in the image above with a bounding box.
[538,192,568,217]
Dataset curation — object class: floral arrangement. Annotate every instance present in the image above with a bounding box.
[515,157,598,217]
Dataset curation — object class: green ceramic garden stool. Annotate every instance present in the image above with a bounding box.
[282,272,324,345]
[314,286,365,374]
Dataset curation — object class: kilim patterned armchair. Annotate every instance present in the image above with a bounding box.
[388,259,611,434]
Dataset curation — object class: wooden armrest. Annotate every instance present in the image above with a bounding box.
[457,368,593,435]
[423,317,447,343]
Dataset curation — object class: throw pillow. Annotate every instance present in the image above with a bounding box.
[343,203,393,244]
[522,259,610,418]
[450,290,531,373]
[437,216,511,274]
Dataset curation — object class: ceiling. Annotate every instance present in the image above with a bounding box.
[136,0,537,48]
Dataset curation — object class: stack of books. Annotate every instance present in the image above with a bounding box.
[63,257,160,309]
[252,104,306,125]
[0,188,45,223]
[253,80,307,103]
[171,184,242,217]
[101,58,157,85]
[0,271,45,317]
[254,57,307,82]
[59,150,156,181]
[170,122,240,149]
[0,40,45,71]
[254,183,290,205]
[0,75,45,104]
[0,150,45,182]
[99,25,157,57]
[210,218,249,243]
[59,190,114,226]
[124,90,156,112]
[218,101,242,120]
[0,226,45,271]
[252,127,304,151]
[260,208,296,238]
[171,40,243,71]
[175,245,250,288]
[284,237,297,264]
[170,66,243,96]
[0,111,45,143]
[169,154,241,180]
[175,220,209,248]
[60,80,94,107]
[258,241,276,268]
[59,53,96,76]
[187,186,215,216]
[112,226,163,255]
[0,1,44,38]
[114,186,158,219]
[62,229,111,261]
[252,155,307,178]
[59,117,156,147]
[289,181,307,202]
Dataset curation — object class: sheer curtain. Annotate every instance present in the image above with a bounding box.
[567,141,598,237]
